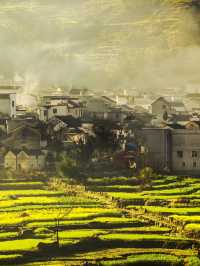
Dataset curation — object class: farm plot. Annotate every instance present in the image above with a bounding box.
[0,175,199,266]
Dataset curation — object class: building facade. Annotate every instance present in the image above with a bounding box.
[4,149,46,171]
[172,129,200,174]
[142,128,200,174]
[141,128,171,172]
[39,96,84,121]
[151,97,186,118]
[0,93,16,118]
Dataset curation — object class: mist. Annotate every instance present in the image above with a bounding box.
[0,0,200,93]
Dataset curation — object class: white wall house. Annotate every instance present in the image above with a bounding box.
[40,104,68,121]
[0,93,16,118]
[39,102,84,121]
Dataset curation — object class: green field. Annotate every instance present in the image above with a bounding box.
[0,175,199,265]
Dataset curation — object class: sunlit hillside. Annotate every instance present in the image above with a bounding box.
[0,0,199,91]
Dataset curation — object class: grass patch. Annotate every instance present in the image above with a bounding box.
[100,233,186,241]
[0,239,51,252]
[186,256,200,266]
[113,226,171,233]
[59,229,106,239]
[102,254,183,266]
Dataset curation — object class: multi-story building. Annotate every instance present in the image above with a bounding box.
[141,127,200,175]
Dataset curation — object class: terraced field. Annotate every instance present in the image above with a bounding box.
[0,175,199,265]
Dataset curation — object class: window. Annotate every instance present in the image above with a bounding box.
[193,162,197,168]
[177,151,183,158]
[53,108,57,114]
[192,151,198,158]
[162,105,166,110]
[12,101,15,108]
[44,110,48,117]
[182,162,186,167]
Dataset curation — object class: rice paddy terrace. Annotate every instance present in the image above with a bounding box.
[0,174,199,265]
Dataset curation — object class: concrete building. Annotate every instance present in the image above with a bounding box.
[142,127,200,174]
[141,128,171,172]
[172,129,200,174]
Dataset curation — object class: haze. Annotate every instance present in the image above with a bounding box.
[0,0,200,93]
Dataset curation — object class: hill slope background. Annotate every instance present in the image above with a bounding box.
[0,0,200,92]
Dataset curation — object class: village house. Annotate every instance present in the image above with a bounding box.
[4,149,46,171]
[141,127,200,175]
[39,96,85,121]
[84,96,131,122]
[151,97,187,118]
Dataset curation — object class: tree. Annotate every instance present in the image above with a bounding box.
[56,154,79,178]
[93,120,120,157]
[54,208,73,247]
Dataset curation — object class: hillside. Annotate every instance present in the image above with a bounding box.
[0,0,200,91]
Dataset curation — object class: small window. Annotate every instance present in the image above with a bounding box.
[162,105,166,109]
[53,108,57,114]
[182,162,186,167]
[193,162,197,168]
[177,151,183,158]
[44,110,48,116]
[12,101,15,108]
[192,151,197,158]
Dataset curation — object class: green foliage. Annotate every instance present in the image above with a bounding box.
[102,254,183,266]
[87,176,138,186]
[0,239,51,252]
[59,229,106,239]
[138,167,154,188]
[56,154,79,178]
[186,256,200,266]
[100,233,185,241]
[185,223,200,231]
